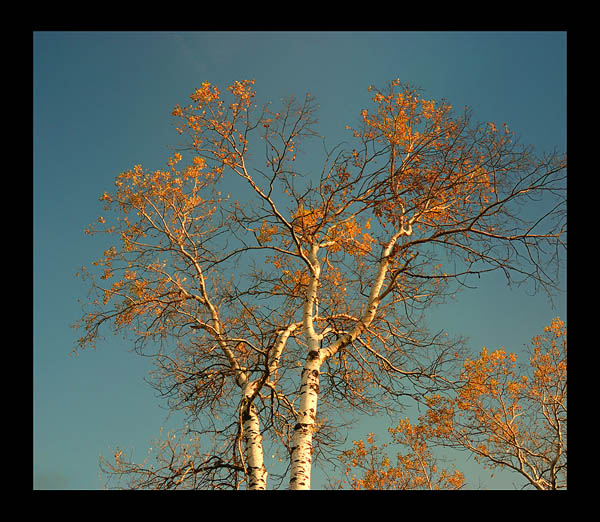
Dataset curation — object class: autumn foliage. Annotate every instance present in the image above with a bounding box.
[427,318,566,489]
[336,421,465,490]
[75,79,566,489]
[336,318,566,490]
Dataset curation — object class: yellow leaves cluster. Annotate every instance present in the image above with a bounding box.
[347,80,506,235]
[423,395,455,439]
[355,82,441,149]
[105,159,219,227]
[190,81,221,105]
[457,347,523,413]
[288,197,374,259]
[282,268,311,291]
[320,264,346,295]
[256,220,280,244]
[81,145,230,343]
[291,202,323,239]
[421,99,437,120]
[91,246,118,280]
[226,79,256,109]
[339,419,464,490]
[545,317,566,337]
[168,152,183,170]
[420,318,567,485]
[171,80,257,171]
[192,156,206,169]
[326,218,375,260]
[529,317,567,401]
[267,261,313,297]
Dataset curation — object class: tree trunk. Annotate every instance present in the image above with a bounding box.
[289,244,322,489]
[288,230,412,489]
[289,349,322,489]
[242,381,268,490]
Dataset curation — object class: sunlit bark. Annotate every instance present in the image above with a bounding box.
[241,379,268,489]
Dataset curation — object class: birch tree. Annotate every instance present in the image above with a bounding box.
[421,317,567,490]
[75,79,566,489]
[333,318,566,490]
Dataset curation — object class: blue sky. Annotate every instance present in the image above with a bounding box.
[33,31,566,489]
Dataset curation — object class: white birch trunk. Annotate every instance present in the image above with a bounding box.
[238,323,301,490]
[242,380,268,490]
[288,227,414,489]
[289,244,322,489]
[289,349,322,489]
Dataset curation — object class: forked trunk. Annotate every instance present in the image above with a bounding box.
[289,244,322,490]
[288,230,411,489]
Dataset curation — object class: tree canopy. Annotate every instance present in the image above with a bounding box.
[75,79,566,489]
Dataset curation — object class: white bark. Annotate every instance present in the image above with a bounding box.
[289,350,322,489]
[289,227,414,489]
[289,244,322,489]
[182,246,270,489]
[241,323,302,490]
[242,380,268,490]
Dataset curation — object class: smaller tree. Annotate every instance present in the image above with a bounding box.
[423,317,567,490]
[334,318,566,490]
[334,419,464,490]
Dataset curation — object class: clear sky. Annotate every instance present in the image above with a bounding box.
[33,30,566,490]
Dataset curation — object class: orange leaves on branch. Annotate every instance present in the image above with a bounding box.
[171,80,256,171]
[256,220,280,244]
[100,268,114,280]
[283,268,311,293]
[291,201,320,235]
[104,161,221,228]
[325,217,375,259]
[190,81,222,105]
[422,318,566,488]
[77,145,230,353]
[450,346,527,445]
[226,79,256,109]
[190,155,207,172]
[529,317,567,402]
[470,349,520,399]
[168,152,183,171]
[348,79,505,234]
[355,80,442,149]
[338,419,464,490]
